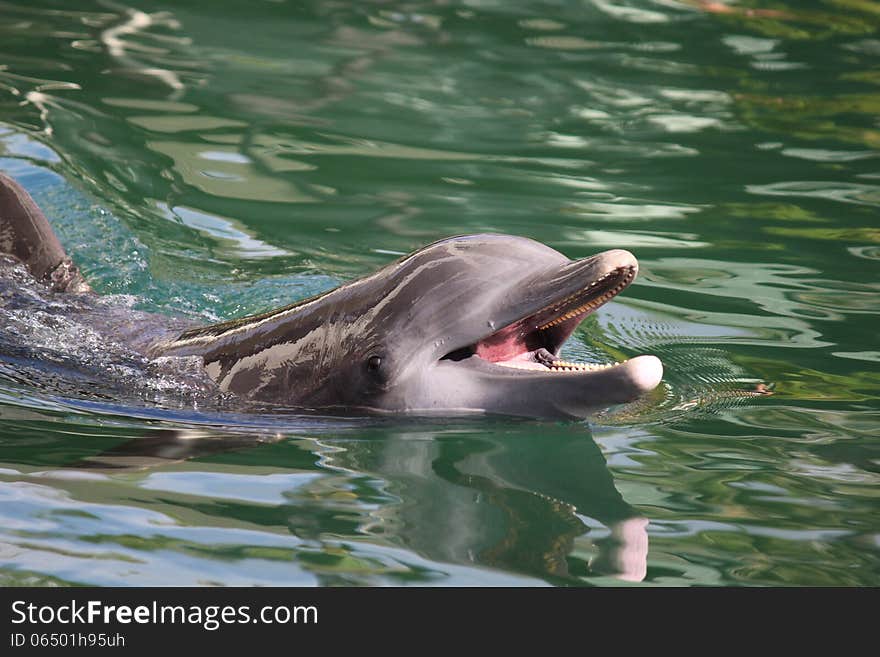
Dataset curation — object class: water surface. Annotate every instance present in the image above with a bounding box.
[0,0,878,586]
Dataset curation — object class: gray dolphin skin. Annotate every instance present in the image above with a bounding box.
[0,173,663,418]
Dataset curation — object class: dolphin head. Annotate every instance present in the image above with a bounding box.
[158,234,662,418]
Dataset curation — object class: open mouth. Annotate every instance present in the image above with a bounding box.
[441,264,638,374]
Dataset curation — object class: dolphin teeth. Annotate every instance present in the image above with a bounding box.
[535,265,636,330]
[548,359,619,372]
[534,358,628,373]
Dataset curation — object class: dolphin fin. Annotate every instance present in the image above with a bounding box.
[0,172,91,293]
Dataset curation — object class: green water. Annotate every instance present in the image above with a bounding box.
[0,0,878,586]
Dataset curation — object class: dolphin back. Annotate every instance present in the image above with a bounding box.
[0,173,91,294]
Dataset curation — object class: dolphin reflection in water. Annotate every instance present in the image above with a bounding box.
[73,422,650,583]
[0,173,662,418]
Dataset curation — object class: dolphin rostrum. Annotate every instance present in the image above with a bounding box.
[0,172,662,418]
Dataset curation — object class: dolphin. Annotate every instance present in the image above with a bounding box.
[0,172,662,418]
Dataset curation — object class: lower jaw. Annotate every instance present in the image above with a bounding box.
[427,354,665,417]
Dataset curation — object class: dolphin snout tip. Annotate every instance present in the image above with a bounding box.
[596,248,638,273]
[624,354,663,395]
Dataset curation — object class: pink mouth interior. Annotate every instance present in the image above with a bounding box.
[474,324,536,362]
[473,315,581,367]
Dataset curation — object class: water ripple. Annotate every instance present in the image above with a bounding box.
[0,0,878,586]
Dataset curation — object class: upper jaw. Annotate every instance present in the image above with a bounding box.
[439,248,641,367]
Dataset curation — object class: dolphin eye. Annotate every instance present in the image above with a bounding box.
[367,355,382,371]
